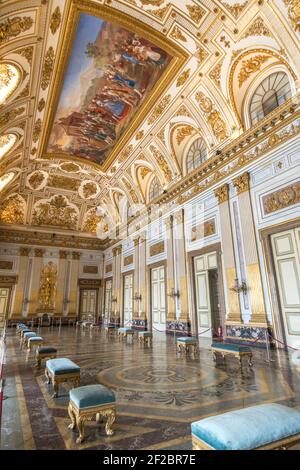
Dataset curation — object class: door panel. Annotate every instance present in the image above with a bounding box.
[271,228,300,346]
[80,289,97,321]
[0,287,10,329]
[104,280,112,324]
[151,266,166,331]
[123,274,133,325]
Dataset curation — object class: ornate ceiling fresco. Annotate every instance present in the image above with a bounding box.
[0,0,299,240]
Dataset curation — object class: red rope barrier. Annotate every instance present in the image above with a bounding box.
[268,332,300,352]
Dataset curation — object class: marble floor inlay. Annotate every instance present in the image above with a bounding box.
[1,326,300,450]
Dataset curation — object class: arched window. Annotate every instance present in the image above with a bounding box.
[0,172,14,191]
[186,138,207,173]
[0,63,21,105]
[250,72,292,125]
[0,134,17,159]
[149,177,162,201]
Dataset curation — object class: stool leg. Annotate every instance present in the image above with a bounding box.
[248,354,253,367]
[104,409,115,436]
[68,403,76,430]
[76,417,85,444]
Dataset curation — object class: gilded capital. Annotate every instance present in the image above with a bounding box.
[59,250,68,259]
[34,248,44,257]
[174,209,184,224]
[214,184,229,204]
[133,237,140,247]
[164,215,173,229]
[20,247,30,256]
[72,251,81,260]
[233,172,250,195]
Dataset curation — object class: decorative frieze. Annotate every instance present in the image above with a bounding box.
[150,241,164,257]
[83,265,98,274]
[263,181,300,215]
[0,261,13,270]
[0,16,33,45]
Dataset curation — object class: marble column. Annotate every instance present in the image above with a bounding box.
[139,232,147,329]
[12,247,30,317]
[232,172,268,325]
[28,248,44,316]
[133,237,140,321]
[214,184,242,323]
[55,250,67,316]
[165,215,176,327]
[68,251,80,316]
[174,209,190,333]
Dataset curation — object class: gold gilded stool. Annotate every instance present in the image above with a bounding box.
[45,358,80,398]
[68,384,116,444]
[176,337,198,356]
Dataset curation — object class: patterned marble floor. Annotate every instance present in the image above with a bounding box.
[1,326,300,450]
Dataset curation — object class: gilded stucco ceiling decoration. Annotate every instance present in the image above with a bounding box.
[1,0,300,239]
[0,193,25,225]
[82,207,103,234]
[32,195,79,230]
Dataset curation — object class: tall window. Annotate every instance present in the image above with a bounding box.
[0,63,20,105]
[149,177,162,201]
[186,138,207,173]
[250,72,292,125]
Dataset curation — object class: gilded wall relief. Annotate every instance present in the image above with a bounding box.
[191,219,216,241]
[32,194,79,229]
[39,261,57,311]
[263,181,300,215]
[82,207,103,233]
[195,91,228,142]
[149,240,164,256]
[79,180,100,199]
[26,170,48,190]
[105,263,112,273]
[0,16,34,45]
[83,265,98,274]
[0,194,25,224]
[284,1,300,33]
[124,254,133,266]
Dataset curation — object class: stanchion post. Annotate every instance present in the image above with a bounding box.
[264,329,275,363]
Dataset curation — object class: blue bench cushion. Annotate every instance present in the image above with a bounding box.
[24,332,36,338]
[21,329,32,334]
[37,347,57,354]
[191,404,300,450]
[177,337,197,343]
[70,384,116,409]
[139,331,152,336]
[212,342,251,352]
[17,324,26,329]
[28,336,43,341]
[46,358,80,376]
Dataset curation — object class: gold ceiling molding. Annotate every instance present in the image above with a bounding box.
[32,118,42,142]
[242,17,271,39]
[222,2,248,19]
[32,194,79,229]
[176,125,195,145]
[118,144,134,163]
[48,174,80,191]
[283,0,300,33]
[60,162,81,173]
[27,170,47,190]
[124,179,139,203]
[16,83,29,100]
[50,6,61,35]
[148,4,170,21]
[174,104,192,118]
[37,98,45,112]
[238,55,270,88]
[15,46,34,65]
[147,94,171,125]
[170,25,187,42]
[176,68,190,87]
[149,145,172,182]
[135,130,144,140]
[156,127,166,145]
[41,47,55,90]
[82,207,103,234]
[0,107,25,127]
[0,16,33,46]
[140,0,165,5]
[40,1,187,172]
[186,4,206,25]
[0,228,104,250]
[0,194,25,225]
[209,61,223,88]
[195,46,209,65]
[195,91,228,142]
[80,180,99,199]
[140,166,152,179]
[263,181,300,215]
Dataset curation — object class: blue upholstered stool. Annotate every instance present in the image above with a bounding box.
[19,328,31,338]
[68,384,116,444]
[36,346,57,366]
[138,331,152,346]
[191,403,300,450]
[118,327,135,339]
[27,335,43,350]
[177,337,198,355]
[211,342,253,368]
[22,331,36,345]
[45,358,80,398]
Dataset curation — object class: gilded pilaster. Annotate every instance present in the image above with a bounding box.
[139,233,147,322]
[133,237,140,319]
[214,183,242,323]
[232,172,268,325]
[68,252,81,316]
[112,246,122,324]
[174,209,189,322]
[164,216,176,321]
[55,250,68,316]
[28,249,44,315]
[11,247,30,316]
